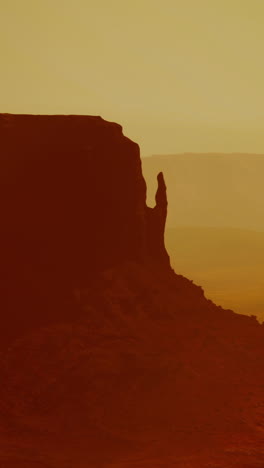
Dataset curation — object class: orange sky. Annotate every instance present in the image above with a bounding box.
[1,0,264,155]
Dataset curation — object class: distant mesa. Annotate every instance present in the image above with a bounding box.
[142,152,264,230]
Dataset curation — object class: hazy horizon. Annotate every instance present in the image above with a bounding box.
[2,0,264,155]
[142,152,264,322]
[165,226,264,321]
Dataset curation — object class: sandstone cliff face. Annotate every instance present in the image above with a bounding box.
[0,114,169,340]
[0,114,146,272]
[1,114,264,468]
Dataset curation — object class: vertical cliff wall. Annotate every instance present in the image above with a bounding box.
[0,114,169,339]
[1,115,264,468]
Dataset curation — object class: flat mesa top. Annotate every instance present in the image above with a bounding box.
[0,113,121,128]
[0,113,126,144]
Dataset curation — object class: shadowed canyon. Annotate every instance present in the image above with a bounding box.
[1,114,264,467]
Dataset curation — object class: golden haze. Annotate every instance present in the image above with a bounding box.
[1,0,264,154]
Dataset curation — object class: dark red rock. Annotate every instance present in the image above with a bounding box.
[1,114,264,467]
[146,172,170,266]
[0,114,169,341]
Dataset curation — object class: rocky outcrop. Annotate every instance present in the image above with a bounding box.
[1,262,264,468]
[1,114,264,467]
[146,172,170,266]
[0,114,169,341]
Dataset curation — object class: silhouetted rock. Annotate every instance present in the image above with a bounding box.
[0,114,169,341]
[146,171,170,266]
[1,114,264,467]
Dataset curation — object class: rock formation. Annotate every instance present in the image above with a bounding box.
[0,114,264,467]
[146,171,170,266]
[0,114,169,342]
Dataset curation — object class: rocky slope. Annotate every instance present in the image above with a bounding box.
[0,114,264,467]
